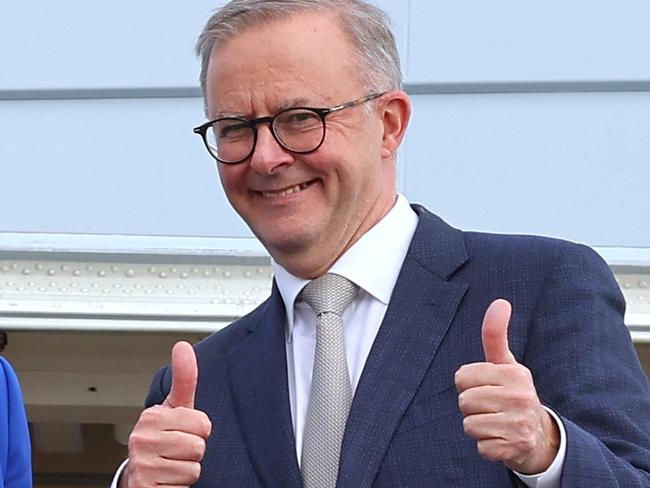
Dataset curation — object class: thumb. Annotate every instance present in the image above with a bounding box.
[481,299,516,364]
[164,341,198,409]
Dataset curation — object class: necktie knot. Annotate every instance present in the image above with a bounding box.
[301,273,359,317]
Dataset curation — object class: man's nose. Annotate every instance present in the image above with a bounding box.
[249,125,294,175]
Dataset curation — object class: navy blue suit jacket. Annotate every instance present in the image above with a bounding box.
[146,206,650,487]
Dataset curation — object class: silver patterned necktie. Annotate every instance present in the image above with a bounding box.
[300,273,359,488]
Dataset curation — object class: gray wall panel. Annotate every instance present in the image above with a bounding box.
[1,1,648,248]
[0,98,249,237]
[1,1,406,94]
[0,0,221,91]
[408,0,650,83]
[403,91,650,247]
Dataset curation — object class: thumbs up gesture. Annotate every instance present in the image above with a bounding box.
[120,341,212,487]
[455,300,559,475]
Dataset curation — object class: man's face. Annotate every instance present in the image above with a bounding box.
[205,11,400,278]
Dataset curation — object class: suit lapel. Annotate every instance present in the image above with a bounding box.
[338,206,469,488]
[227,285,302,488]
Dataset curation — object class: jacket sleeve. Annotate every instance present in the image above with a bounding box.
[525,243,650,487]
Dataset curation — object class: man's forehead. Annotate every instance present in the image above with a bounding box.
[210,94,332,119]
[202,9,365,119]
[208,9,351,63]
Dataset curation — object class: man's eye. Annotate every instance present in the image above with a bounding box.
[281,111,320,129]
[217,122,248,138]
[289,112,318,123]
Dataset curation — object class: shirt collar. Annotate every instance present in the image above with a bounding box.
[271,194,419,340]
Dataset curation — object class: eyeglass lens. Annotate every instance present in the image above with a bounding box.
[205,108,325,163]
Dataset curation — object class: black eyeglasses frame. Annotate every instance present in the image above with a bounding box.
[192,92,386,164]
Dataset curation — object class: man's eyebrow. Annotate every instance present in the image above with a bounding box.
[277,97,314,110]
[211,110,247,119]
[210,97,323,119]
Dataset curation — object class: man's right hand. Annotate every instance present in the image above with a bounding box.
[120,341,212,488]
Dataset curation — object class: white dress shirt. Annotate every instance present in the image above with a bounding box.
[272,194,566,487]
[112,194,565,487]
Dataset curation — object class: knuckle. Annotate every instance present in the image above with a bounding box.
[476,441,494,460]
[513,414,534,433]
[508,364,532,383]
[513,391,538,410]
[190,437,207,460]
[175,405,193,415]
[521,436,536,453]
[190,461,203,482]
[510,421,537,454]
[455,366,473,391]
[512,437,534,457]
[457,392,467,412]
[502,364,520,381]
[521,366,533,382]
[139,405,164,425]
[495,445,511,461]
[477,440,511,463]
[523,391,538,408]
[199,413,213,437]
[476,440,486,455]
[454,369,464,388]
[128,431,148,451]
[462,416,473,435]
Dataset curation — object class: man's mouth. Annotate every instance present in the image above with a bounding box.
[260,181,312,199]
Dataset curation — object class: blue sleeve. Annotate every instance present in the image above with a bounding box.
[525,244,650,486]
[0,356,32,488]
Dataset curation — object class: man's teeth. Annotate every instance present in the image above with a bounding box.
[262,182,309,198]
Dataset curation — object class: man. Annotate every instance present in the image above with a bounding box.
[114,0,650,486]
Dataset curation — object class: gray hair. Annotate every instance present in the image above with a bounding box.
[195,0,402,106]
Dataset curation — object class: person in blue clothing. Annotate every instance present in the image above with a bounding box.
[0,356,32,488]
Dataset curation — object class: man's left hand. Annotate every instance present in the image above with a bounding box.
[454,299,560,474]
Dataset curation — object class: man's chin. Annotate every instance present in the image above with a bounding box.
[255,232,312,259]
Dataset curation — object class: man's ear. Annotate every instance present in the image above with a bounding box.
[379,91,411,159]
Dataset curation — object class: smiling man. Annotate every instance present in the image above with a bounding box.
[203,10,403,280]
[114,1,650,487]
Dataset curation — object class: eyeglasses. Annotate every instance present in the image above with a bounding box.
[193,92,385,164]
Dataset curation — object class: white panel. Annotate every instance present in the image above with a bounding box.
[402,91,650,247]
[0,255,272,326]
[1,242,650,341]
[0,98,250,236]
[408,0,650,83]
[0,0,225,90]
[0,0,408,92]
[0,0,410,237]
